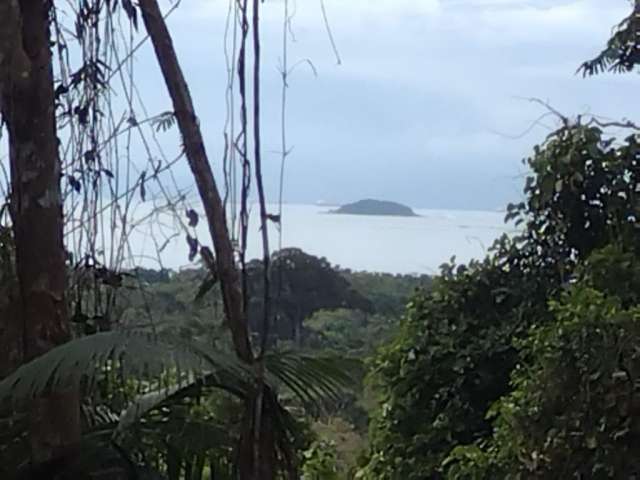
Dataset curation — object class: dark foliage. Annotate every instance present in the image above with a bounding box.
[361,123,640,479]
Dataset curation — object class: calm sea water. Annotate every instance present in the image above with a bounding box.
[128,204,514,275]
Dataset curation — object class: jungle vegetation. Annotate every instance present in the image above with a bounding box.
[0,0,639,479]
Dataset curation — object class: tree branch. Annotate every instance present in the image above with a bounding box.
[138,0,254,364]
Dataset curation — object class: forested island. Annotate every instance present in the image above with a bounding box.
[331,199,418,217]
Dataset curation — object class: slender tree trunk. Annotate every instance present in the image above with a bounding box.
[184,457,194,480]
[192,454,205,480]
[138,0,253,364]
[166,446,181,480]
[137,3,286,479]
[238,389,277,480]
[0,0,80,471]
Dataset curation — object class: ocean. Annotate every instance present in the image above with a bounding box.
[125,204,514,275]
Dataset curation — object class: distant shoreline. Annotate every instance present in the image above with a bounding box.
[187,198,506,214]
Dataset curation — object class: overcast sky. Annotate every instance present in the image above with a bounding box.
[95,1,640,210]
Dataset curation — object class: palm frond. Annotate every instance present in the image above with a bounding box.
[82,403,120,432]
[115,349,359,459]
[137,415,235,454]
[117,384,184,432]
[265,351,360,413]
[0,330,248,403]
[0,409,28,466]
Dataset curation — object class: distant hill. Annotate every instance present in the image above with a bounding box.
[331,199,418,217]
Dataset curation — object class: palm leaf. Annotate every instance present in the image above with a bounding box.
[116,349,359,445]
[265,351,360,413]
[0,330,248,404]
[116,370,252,433]
[137,414,235,454]
[82,403,121,432]
[117,383,184,432]
[0,329,360,472]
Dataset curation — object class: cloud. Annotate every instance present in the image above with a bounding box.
[177,0,441,21]
[121,0,640,209]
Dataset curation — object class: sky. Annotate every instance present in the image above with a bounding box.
[0,0,636,271]
[150,0,636,211]
[4,0,636,212]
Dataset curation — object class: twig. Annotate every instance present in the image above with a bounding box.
[320,0,341,65]
[516,96,570,126]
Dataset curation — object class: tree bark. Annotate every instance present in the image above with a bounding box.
[0,229,21,379]
[137,3,288,479]
[0,0,80,470]
[138,0,253,364]
[238,389,278,480]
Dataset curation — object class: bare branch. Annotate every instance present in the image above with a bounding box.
[585,117,640,131]
[516,97,570,126]
[320,0,342,65]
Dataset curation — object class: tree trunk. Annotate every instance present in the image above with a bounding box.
[192,454,205,480]
[138,0,253,364]
[0,230,21,379]
[184,457,193,480]
[166,446,181,480]
[137,3,289,479]
[0,0,80,471]
[238,389,277,480]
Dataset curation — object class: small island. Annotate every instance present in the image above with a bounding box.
[330,199,418,217]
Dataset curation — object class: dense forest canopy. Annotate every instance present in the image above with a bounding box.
[0,1,639,480]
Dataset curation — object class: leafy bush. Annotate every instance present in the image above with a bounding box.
[359,249,552,479]
[302,439,340,480]
[448,281,640,479]
[361,125,640,478]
